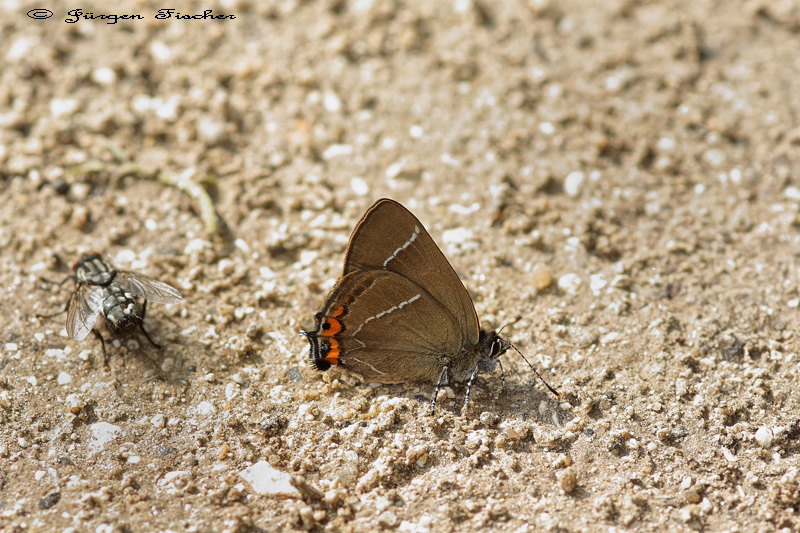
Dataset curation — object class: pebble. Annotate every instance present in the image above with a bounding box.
[557,467,577,493]
[88,422,122,454]
[70,205,91,230]
[564,171,585,196]
[754,426,773,448]
[350,177,369,196]
[239,461,300,496]
[322,144,353,160]
[378,511,399,528]
[532,264,553,291]
[65,393,84,414]
[558,273,582,294]
[193,401,217,415]
[158,471,192,495]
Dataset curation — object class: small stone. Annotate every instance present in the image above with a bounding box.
[240,461,300,496]
[552,453,573,469]
[532,264,554,291]
[65,393,84,414]
[564,171,584,196]
[479,412,499,426]
[754,426,773,448]
[556,467,577,493]
[193,401,217,415]
[558,273,582,294]
[197,117,227,145]
[70,206,91,230]
[378,510,399,528]
[683,487,702,504]
[89,422,122,454]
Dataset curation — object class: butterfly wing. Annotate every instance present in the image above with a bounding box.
[116,271,183,303]
[343,199,480,345]
[310,269,465,383]
[66,284,104,341]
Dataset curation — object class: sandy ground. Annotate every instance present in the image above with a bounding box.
[2,0,800,531]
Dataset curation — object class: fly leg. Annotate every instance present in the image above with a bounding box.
[35,291,72,320]
[91,329,109,367]
[137,300,162,349]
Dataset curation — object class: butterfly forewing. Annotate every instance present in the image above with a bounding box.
[117,272,183,303]
[319,269,464,383]
[66,284,104,341]
[343,199,480,345]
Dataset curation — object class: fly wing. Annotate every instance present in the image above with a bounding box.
[117,272,183,303]
[66,284,104,340]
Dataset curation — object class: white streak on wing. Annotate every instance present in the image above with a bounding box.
[348,357,388,375]
[383,225,420,267]
[353,294,421,336]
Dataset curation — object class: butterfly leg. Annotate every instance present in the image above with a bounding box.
[138,300,163,349]
[463,365,481,413]
[91,329,109,367]
[430,367,451,415]
[497,360,506,393]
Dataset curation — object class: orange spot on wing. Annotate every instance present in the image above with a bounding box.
[324,338,341,366]
[323,317,343,336]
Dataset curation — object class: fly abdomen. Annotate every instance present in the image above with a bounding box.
[102,286,140,330]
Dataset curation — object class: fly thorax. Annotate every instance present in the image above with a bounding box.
[76,256,115,285]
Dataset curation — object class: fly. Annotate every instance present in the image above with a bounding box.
[39,253,183,366]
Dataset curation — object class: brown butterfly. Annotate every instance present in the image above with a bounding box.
[303,199,557,413]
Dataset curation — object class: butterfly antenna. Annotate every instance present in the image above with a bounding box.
[506,340,559,398]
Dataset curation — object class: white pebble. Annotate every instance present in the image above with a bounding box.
[590,274,608,294]
[558,273,582,294]
[57,372,72,385]
[92,67,117,85]
[197,117,226,144]
[151,414,166,428]
[350,177,369,196]
[50,98,78,117]
[322,144,353,160]
[89,422,122,454]
[323,91,341,112]
[239,461,300,496]
[442,227,473,246]
[755,426,773,448]
[564,171,585,196]
[193,401,217,415]
[785,186,800,201]
[225,382,239,401]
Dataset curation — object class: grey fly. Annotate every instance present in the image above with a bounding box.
[40,253,183,365]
